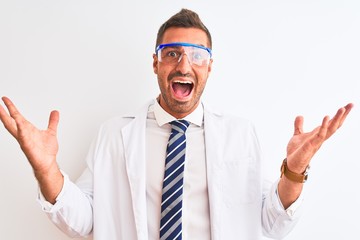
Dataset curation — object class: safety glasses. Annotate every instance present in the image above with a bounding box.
[156,42,212,67]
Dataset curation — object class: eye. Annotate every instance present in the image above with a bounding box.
[192,52,203,60]
[166,50,179,58]
[190,50,208,66]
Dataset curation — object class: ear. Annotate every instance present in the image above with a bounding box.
[153,53,158,74]
[207,58,213,74]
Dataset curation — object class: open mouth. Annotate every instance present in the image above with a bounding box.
[172,80,193,99]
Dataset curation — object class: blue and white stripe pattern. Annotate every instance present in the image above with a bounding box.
[160,120,190,240]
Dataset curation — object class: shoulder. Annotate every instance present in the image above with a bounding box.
[99,116,133,133]
[203,102,254,128]
[203,102,259,144]
[99,100,153,134]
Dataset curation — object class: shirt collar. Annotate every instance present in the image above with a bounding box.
[150,98,204,127]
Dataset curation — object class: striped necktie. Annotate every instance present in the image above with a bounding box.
[160,120,190,240]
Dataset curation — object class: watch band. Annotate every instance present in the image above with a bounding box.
[280,158,309,183]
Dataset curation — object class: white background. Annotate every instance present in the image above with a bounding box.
[0,1,359,239]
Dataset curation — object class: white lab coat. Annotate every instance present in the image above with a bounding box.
[42,100,301,239]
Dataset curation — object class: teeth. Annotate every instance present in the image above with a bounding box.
[174,80,192,84]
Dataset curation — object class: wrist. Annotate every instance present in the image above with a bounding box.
[35,165,64,204]
[33,161,60,180]
[286,159,308,174]
[280,158,310,183]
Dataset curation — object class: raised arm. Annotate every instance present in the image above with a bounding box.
[0,96,63,203]
[278,103,353,209]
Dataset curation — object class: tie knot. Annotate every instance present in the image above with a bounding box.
[170,120,190,134]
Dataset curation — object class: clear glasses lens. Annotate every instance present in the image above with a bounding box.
[158,45,211,67]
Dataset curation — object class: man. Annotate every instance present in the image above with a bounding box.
[0,8,353,240]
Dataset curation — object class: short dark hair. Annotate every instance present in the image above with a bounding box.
[155,8,212,50]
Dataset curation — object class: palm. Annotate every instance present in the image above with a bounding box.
[286,125,322,171]
[0,97,59,173]
[287,131,313,155]
[16,119,59,172]
[286,103,353,173]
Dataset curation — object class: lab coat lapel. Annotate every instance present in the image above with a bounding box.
[122,104,149,240]
[204,107,224,240]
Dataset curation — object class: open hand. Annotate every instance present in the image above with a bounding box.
[286,103,353,173]
[0,96,60,175]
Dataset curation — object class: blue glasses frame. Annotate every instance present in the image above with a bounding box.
[156,42,212,58]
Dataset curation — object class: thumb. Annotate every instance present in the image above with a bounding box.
[294,116,304,135]
[48,110,59,134]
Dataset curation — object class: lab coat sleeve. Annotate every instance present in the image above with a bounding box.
[37,131,100,238]
[37,168,94,238]
[261,178,304,239]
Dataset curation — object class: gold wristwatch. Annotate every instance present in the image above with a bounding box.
[280,158,310,183]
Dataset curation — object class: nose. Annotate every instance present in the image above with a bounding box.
[176,53,192,73]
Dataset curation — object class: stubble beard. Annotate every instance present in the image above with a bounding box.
[160,86,204,117]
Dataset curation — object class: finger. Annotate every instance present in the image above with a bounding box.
[0,103,10,126]
[327,107,346,133]
[2,96,24,122]
[337,103,354,128]
[0,102,8,121]
[312,115,330,146]
[326,103,353,137]
[48,110,59,134]
[0,98,18,137]
[293,116,304,135]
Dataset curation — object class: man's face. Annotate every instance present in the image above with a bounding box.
[153,27,213,119]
